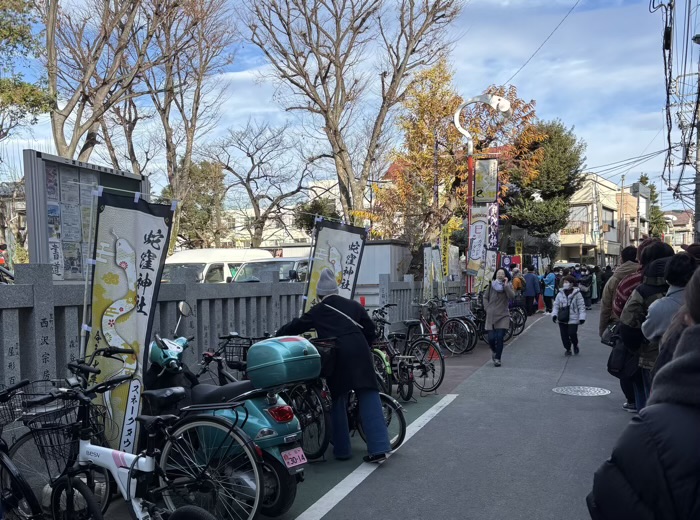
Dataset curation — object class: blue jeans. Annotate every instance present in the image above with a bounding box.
[488,328,507,360]
[331,389,391,458]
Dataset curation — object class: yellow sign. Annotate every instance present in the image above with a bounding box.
[515,241,523,257]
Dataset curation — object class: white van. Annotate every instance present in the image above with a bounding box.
[162,248,273,284]
[231,257,310,283]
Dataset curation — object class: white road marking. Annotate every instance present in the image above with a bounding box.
[507,315,545,346]
[295,393,459,520]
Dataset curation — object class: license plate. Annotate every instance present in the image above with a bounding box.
[281,447,307,469]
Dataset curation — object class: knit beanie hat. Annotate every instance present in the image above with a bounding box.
[316,268,339,297]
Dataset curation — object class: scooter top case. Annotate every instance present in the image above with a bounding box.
[247,336,321,389]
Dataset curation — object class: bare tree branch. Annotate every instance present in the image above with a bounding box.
[241,0,462,221]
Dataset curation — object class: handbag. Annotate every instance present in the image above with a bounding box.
[557,294,571,323]
[600,322,619,347]
[606,338,639,379]
[314,340,337,379]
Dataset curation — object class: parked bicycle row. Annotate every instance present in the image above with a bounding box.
[0,297,413,520]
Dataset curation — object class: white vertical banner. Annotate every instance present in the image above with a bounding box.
[432,246,445,298]
[423,245,433,301]
[85,192,174,453]
[304,221,368,312]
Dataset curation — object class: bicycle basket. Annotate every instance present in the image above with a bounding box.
[0,384,24,430]
[26,404,111,468]
[223,339,253,370]
[18,379,69,418]
[445,301,470,319]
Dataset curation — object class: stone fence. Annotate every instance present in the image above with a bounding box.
[0,264,464,385]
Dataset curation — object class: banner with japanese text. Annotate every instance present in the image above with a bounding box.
[474,159,499,203]
[304,220,367,312]
[467,215,488,276]
[85,193,173,453]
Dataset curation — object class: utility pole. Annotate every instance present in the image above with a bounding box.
[619,174,625,248]
[696,96,700,243]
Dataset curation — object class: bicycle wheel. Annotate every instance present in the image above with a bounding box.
[461,318,478,352]
[439,318,471,354]
[169,505,218,520]
[511,308,526,336]
[159,416,262,520]
[8,431,112,514]
[395,361,413,402]
[287,384,330,460]
[405,338,445,393]
[0,450,42,519]
[50,476,103,520]
[356,393,406,451]
[505,319,514,342]
[372,351,392,397]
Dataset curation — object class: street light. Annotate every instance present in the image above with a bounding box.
[453,94,512,291]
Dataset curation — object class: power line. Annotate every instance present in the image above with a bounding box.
[502,0,581,86]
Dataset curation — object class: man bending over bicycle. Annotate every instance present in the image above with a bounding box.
[276,268,391,463]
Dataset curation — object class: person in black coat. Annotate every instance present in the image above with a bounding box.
[587,268,700,520]
[276,268,391,463]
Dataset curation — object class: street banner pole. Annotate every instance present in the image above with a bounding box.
[453,94,512,295]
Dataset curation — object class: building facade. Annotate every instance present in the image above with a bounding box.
[662,209,694,251]
[559,174,621,266]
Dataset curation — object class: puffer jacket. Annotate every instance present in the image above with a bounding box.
[618,258,671,370]
[552,288,586,324]
[587,325,700,520]
[599,261,639,336]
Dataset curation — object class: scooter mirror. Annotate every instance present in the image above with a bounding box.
[177,301,192,317]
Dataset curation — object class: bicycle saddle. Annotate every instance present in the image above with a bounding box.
[387,332,407,340]
[141,387,186,407]
[136,414,179,431]
[191,380,255,405]
[402,319,421,327]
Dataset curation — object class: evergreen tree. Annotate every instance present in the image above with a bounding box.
[639,174,667,239]
[293,198,342,236]
[501,120,586,242]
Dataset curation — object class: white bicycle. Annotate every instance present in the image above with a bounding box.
[26,373,263,520]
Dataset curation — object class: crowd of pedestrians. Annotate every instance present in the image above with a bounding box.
[587,240,700,519]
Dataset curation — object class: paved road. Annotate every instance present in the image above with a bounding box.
[108,307,631,520]
[306,309,631,520]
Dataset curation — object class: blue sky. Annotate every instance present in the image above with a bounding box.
[2,0,685,208]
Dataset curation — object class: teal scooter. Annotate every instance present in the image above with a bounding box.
[145,302,314,518]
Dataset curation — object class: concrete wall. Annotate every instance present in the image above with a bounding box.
[0,265,463,385]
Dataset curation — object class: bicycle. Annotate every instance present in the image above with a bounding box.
[346,390,406,451]
[0,379,43,519]
[370,303,445,394]
[9,347,136,514]
[25,375,263,520]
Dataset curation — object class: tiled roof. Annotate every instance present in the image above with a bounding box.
[664,209,693,227]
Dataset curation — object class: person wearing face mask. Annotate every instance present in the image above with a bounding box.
[482,268,515,367]
[579,267,593,310]
[552,275,586,355]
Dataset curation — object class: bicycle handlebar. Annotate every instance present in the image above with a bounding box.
[0,379,30,402]
[68,363,101,376]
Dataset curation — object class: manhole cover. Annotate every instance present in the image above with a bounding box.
[552,386,611,396]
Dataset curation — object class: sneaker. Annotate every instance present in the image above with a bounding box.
[494,359,501,367]
[573,345,580,355]
[363,453,388,464]
[622,402,637,413]
[564,349,572,356]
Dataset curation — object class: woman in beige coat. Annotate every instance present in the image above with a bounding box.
[483,268,515,366]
